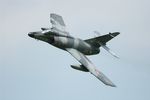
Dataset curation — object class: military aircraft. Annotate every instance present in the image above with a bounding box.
[28,13,120,87]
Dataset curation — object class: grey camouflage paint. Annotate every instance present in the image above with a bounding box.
[28,13,119,87]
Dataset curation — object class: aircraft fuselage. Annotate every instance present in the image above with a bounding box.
[28,30,100,55]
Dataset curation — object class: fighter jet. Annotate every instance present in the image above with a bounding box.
[28,13,120,87]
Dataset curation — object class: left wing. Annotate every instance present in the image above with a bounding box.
[50,13,69,36]
[66,48,116,87]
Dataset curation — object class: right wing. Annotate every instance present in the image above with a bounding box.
[66,48,116,87]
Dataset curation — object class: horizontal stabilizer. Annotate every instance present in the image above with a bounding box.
[101,44,119,58]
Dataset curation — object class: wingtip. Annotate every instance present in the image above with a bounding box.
[108,84,117,87]
[105,81,117,87]
[113,55,120,59]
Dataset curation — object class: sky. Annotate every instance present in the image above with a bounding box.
[1,0,150,100]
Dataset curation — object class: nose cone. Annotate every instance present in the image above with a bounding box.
[28,32,34,38]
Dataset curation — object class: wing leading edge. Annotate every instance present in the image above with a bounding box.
[66,48,116,87]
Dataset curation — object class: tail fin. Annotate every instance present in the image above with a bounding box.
[85,32,120,47]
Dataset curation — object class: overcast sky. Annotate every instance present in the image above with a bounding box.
[1,0,150,100]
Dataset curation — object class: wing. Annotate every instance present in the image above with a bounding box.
[66,48,116,87]
[85,32,120,47]
[50,13,67,32]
